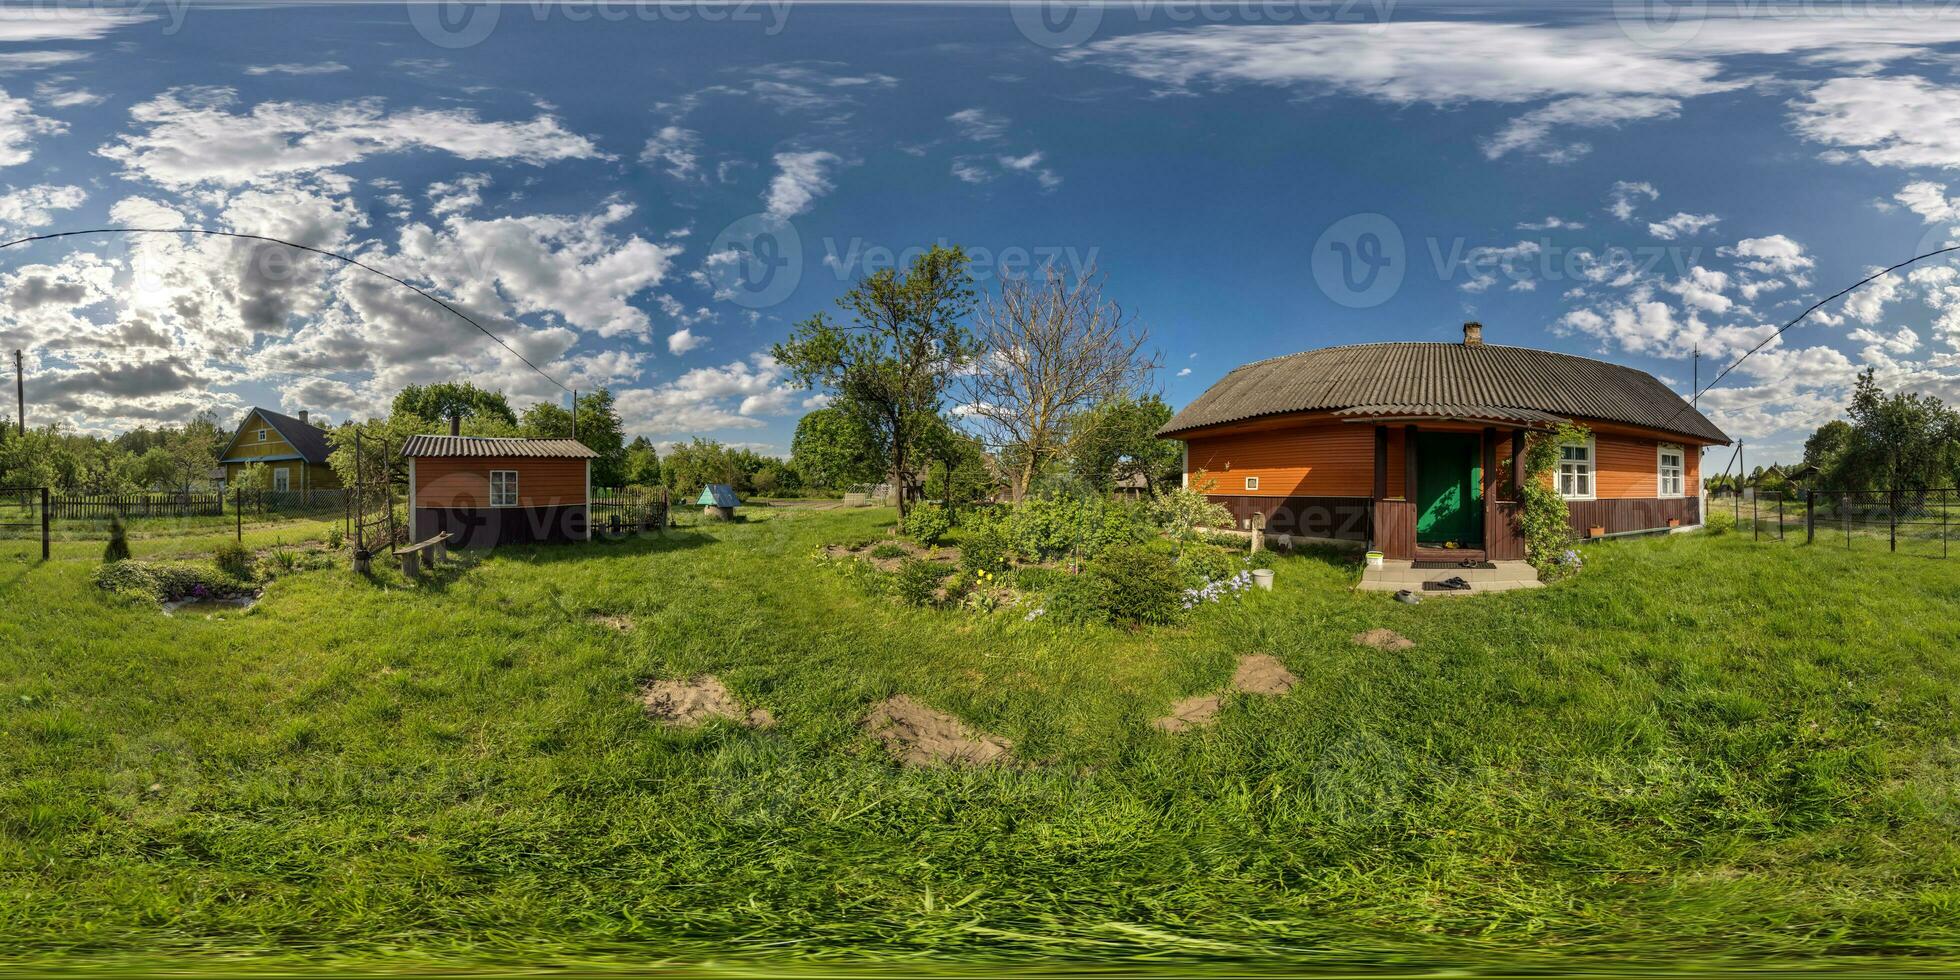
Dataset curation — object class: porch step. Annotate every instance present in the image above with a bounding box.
[1415,546,1486,563]
[1359,559,1542,595]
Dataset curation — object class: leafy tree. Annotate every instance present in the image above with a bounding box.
[393,382,517,430]
[772,245,980,517]
[1068,394,1180,495]
[660,437,739,498]
[790,406,886,490]
[622,436,662,488]
[1827,370,1960,490]
[915,414,994,504]
[1802,419,1853,476]
[521,389,627,486]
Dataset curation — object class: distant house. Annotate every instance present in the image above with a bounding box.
[217,407,340,494]
[1158,323,1732,560]
[401,435,597,547]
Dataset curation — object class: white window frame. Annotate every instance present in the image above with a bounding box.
[272,467,290,492]
[1656,442,1685,499]
[1558,435,1596,501]
[1244,476,1259,491]
[256,428,268,442]
[489,470,520,508]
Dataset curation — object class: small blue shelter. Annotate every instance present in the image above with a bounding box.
[697,483,740,519]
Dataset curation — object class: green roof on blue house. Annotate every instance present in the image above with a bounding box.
[697,484,740,508]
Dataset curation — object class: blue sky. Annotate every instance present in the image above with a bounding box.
[6,2,1960,466]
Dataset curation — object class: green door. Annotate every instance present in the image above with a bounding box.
[1414,432,1482,546]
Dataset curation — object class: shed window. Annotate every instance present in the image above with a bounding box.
[1244,476,1259,491]
[489,470,519,507]
[1558,438,1595,500]
[1657,444,1685,498]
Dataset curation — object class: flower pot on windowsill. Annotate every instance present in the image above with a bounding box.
[1365,550,1384,569]
[1587,525,1606,539]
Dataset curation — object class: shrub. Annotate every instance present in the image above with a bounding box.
[1147,482,1236,541]
[103,516,130,564]
[1000,493,1150,563]
[213,540,256,581]
[1175,544,1246,590]
[902,504,952,547]
[894,558,951,607]
[326,526,345,550]
[93,560,242,602]
[1705,509,1736,536]
[1045,545,1185,628]
[1517,422,1588,578]
[870,543,909,560]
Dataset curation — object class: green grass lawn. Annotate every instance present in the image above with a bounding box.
[2,507,1958,973]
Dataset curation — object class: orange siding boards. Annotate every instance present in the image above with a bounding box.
[413,457,587,508]
[1593,431,1698,500]
[1186,423,1374,497]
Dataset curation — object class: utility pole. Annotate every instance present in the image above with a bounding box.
[12,349,22,436]
[1691,347,1700,408]
[570,388,579,442]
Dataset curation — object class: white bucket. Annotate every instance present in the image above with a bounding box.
[1365,551,1385,569]
[1251,568,1275,590]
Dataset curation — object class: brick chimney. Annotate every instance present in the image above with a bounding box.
[297,409,308,424]
[449,414,461,436]
[1462,321,1484,346]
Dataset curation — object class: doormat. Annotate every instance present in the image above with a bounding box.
[1413,560,1496,570]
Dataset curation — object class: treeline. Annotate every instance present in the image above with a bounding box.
[0,414,227,494]
[1710,370,1960,493]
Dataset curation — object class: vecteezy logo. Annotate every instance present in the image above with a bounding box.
[706,213,803,309]
[1312,213,1404,309]
[1613,0,1707,50]
[1011,0,1105,50]
[409,1,502,49]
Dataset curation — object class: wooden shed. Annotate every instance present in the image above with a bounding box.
[1159,323,1731,561]
[401,435,598,548]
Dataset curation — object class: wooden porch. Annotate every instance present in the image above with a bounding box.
[1366,422,1529,562]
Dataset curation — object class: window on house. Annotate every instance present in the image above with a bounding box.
[489,470,519,507]
[1657,444,1685,497]
[1558,439,1594,499]
[256,428,268,442]
[1244,476,1259,491]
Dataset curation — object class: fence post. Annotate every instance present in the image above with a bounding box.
[1805,491,1814,544]
[39,487,49,561]
[1890,488,1898,552]
[1752,493,1759,541]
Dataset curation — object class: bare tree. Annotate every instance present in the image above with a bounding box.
[962,266,1159,500]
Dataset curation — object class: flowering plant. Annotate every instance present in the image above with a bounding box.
[1180,569,1254,611]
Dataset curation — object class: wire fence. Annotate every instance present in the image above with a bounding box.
[1714,487,1956,558]
[0,486,48,559]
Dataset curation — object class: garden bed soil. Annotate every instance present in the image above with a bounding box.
[861,695,1011,767]
[161,593,261,617]
[640,676,774,728]
[822,540,961,572]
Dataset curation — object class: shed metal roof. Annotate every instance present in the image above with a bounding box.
[399,435,599,459]
[1160,342,1730,444]
[697,484,740,508]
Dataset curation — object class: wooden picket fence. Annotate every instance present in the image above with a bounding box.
[47,492,224,519]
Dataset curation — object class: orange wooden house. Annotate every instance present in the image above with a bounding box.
[401,435,598,548]
[1159,323,1730,561]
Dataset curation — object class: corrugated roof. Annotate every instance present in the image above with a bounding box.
[696,483,740,507]
[1331,404,1573,427]
[1160,343,1730,444]
[399,435,599,459]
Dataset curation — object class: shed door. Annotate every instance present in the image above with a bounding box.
[1415,432,1482,546]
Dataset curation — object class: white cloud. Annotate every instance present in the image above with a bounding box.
[1647,212,1721,240]
[97,87,606,187]
[1176,367,1191,377]
[668,327,705,354]
[641,125,702,180]
[1790,75,1960,170]
[948,107,1008,141]
[1720,235,1815,277]
[1482,95,1680,162]
[1517,215,1584,231]
[764,150,842,220]
[0,86,63,167]
[1842,270,1901,325]
[1894,180,1960,223]
[1607,180,1658,222]
[244,62,349,76]
[614,353,809,436]
[0,183,83,236]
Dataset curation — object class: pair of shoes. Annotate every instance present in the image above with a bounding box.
[1393,589,1422,604]
[1459,559,1482,568]
[1439,576,1472,591]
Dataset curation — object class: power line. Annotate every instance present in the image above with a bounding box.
[1669,243,1960,430]
[0,227,573,394]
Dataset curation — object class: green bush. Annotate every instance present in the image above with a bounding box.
[1045,545,1185,628]
[103,516,130,564]
[870,542,908,560]
[213,541,256,581]
[893,558,951,607]
[1000,493,1150,563]
[326,526,345,550]
[1146,483,1236,541]
[1175,544,1246,590]
[1705,508,1736,535]
[902,504,952,547]
[93,560,242,602]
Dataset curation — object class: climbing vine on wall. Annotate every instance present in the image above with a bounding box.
[1516,422,1589,579]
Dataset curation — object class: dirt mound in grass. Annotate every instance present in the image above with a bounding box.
[640,676,774,728]
[1154,654,1299,732]
[592,614,633,632]
[1231,654,1299,695]
[1352,628,1414,651]
[862,695,1011,767]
